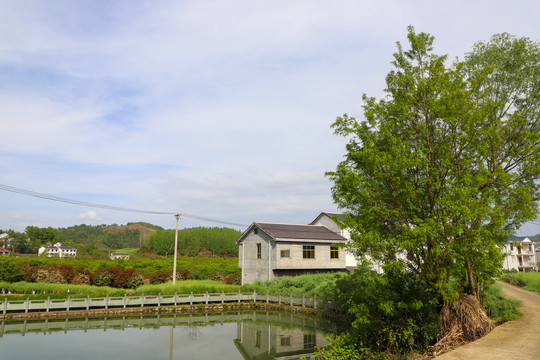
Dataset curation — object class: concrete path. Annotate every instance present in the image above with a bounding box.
[435,281,540,360]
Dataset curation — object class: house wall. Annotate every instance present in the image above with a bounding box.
[239,229,275,284]
[275,242,345,270]
[311,216,357,268]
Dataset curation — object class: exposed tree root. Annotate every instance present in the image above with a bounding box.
[422,294,495,358]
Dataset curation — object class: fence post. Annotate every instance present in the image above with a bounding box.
[67,296,70,312]
[141,293,144,308]
[25,297,29,313]
[222,291,225,304]
[206,291,209,305]
[313,295,317,309]
[123,294,127,308]
[253,290,257,303]
[238,290,241,303]
[86,295,90,310]
[174,292,177,306]
[302,294,305,308]
[278,293,281,305]
[46,296,50,312]
[266,291,269,304]
[190,292,193,306]
[290,293,293,306]
[158,293,161,307]
[3,298,7,314]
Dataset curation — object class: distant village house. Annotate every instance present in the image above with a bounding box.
[110,252,130,260]
[38,243,77,258]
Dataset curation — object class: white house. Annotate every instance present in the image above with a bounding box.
[110,252,130,260]
[237,222,348,284]
[310,212,383,273]
[503,237,537,272]
[38,243,77,258]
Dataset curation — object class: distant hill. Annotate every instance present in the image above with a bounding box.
[56,222,164,250]
[509,233,540,242]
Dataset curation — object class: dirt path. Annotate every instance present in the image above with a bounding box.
[435,281,540,360]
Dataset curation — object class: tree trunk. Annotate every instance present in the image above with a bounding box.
[465,260,477,298]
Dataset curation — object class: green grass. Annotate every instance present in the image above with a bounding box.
[483,281,522,323]
[0,280,246,300]
[500,271,540,293]
[247,273,348,297]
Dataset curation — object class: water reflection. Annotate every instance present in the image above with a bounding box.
[0,312,336,360]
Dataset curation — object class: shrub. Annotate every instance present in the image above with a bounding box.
[114,268,143,289]
[0,260,24,282]
[58,264,75,283]
[127,272,145,289]
[330,267,439,356]
[224,274,241,285]
[35,269,67,284]
[92,269,113,287]
[149,270,171,284]
[208,272,224,282]
[71,273,91,286]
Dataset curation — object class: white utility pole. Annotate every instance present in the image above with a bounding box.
[172,214,180,285]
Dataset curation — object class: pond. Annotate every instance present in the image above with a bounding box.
[0,311,338,359]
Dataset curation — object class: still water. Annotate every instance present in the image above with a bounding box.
[0,311,337,359]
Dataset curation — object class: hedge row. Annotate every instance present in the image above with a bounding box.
[0,258,241,289]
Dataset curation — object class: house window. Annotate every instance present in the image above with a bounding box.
[529,244,533,252]
[257,243,262,259]
[510,244,514,251]
[280,336,291,346]
[256,330,261,348]
[303,334,316,349]
[280,250,290,258]
[330,246,339,259]
[254,228,258,235]
[303,246,315,259]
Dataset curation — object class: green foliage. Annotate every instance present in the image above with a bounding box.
[482,281,522,324]
[35,269,67,284]
[148,227,241,257]
[0,259,23,282]
[501,271,540,293]
[248,273,348,297]
[330,268,439,356]
[327,27,540,302]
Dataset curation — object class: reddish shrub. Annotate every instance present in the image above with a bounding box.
[58,264,75,283]
[149,270,171,284]
[71,273,91,285]
[223,273,241,285]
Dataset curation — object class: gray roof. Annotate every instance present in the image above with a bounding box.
[309,212,345,225]
[255,222,346,242]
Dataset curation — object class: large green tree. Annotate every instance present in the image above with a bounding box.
[327,27,539,302]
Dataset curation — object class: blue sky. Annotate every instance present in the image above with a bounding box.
[1,0,539,235]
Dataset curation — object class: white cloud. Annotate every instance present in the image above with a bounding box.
[0,0,539,236]
[76,210,103,221]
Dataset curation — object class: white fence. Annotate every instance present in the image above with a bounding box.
[1,291,336,314]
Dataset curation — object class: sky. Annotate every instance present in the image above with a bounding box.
[0,0,539,235]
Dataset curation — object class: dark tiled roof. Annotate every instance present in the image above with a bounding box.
[111,253,130,256]
[255,222,346,242]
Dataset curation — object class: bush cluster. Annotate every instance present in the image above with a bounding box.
[0,258,241,289]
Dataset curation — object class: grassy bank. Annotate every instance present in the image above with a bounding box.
[0,280,244,300]
[500,271,540,293]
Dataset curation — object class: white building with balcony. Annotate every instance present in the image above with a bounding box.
[503,237,537,272]
[38,243,77,258]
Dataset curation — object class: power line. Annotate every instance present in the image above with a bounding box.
[0,183,248,227]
